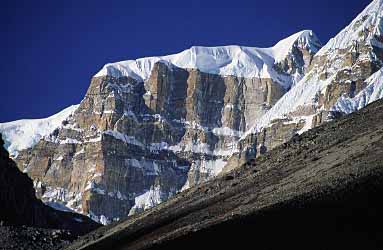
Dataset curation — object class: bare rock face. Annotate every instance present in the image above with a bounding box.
[14,65,285,223]
[14,32,319,224]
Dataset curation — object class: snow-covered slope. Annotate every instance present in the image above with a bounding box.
[0,105,78,156]
[332,68,383,114]
[317,0,383,56]
[95,30,321,89]
[243,0,383,136]
[273,30,321,62]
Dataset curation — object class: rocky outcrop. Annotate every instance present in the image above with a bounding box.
[0,133,99,235]
[65,97,383,250]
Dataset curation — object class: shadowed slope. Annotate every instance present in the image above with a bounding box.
[0,133,100,234]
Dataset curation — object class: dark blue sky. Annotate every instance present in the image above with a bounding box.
[1,0,372,122]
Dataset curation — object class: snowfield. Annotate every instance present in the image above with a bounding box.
[95,30,321,90]
[0,105,78,156]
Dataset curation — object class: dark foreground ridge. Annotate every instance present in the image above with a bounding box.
[69,98,383,250]
[0,134,100,250]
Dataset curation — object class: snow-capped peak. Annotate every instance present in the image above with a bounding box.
[273,30,321,62]
[242,0,383,138]
[94,30,320,89]
[317,0,383,56]
[0,105,78,156]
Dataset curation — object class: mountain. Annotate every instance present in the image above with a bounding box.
[65,97,383,250]
[0,30,321,224]
[1,0,382,226]
[223,0,383,172]
[257,0,383,127]
[0,132,100,247]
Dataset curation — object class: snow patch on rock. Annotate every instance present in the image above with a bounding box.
[331,68,383,114]
[41,186,83,214]
[128,185,175,216]
[103,130,145,148]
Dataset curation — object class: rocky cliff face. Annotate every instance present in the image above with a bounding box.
[7,31,320,224]
[0,133,99,234]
